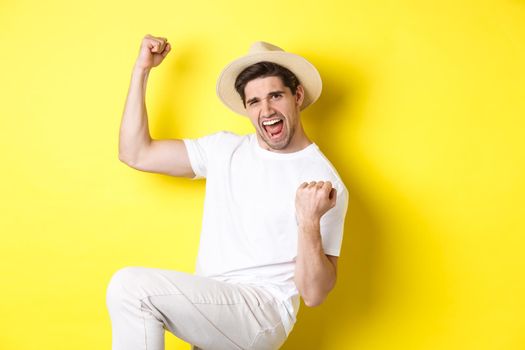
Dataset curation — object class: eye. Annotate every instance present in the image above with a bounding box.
[270,93,282,100]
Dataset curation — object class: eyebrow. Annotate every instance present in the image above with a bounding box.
[246,90,285,105]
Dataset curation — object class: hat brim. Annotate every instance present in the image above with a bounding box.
[216,51,322,117]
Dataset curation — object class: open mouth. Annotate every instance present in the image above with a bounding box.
[262,118,284,139]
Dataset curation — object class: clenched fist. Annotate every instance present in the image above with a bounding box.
[295,181,337,224]
[135,34,171,70]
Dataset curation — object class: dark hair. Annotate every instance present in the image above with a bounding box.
[234,61,301,107]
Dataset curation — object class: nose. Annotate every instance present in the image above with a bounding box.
[260,99,275,119]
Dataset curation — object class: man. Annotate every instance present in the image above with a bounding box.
[106,34,349,350]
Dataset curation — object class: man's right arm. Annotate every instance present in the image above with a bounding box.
[118,34,195,178]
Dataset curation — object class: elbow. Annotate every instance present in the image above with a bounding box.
[299,280,336,308]
[303,295,326,308]
[118,152,127,164]
[118,152,139,168]
[119,141,151,169]
[299,287,330,308]
[118,152,132,165]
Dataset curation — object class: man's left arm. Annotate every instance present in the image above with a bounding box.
[294,181,340,307]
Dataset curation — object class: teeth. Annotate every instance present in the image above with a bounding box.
[262,119,281,126]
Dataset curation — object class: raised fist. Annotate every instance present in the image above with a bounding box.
[295,181,337,224]
[135,34,171,70]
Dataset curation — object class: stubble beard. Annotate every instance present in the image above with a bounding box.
[258,117,295,151]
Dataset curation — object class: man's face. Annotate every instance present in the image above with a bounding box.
[243,76,304,152]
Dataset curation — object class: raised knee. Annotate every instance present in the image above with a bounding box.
[106,266,144,309]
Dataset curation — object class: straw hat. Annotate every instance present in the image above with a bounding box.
[216,41,322,117]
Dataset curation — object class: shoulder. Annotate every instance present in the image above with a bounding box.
[185,131,249,148]
[211,131,252,151]
[307,146,348,194]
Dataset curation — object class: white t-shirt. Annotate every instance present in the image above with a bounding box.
[183,131,348,335]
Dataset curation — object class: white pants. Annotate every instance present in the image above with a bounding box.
[106,267,288,350]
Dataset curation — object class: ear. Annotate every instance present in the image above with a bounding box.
[295,85,305,108]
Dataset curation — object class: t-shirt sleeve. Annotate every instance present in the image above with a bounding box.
[320,183,349,256]
[183,131,227,179]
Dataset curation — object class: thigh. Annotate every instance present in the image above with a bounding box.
[130,268,286,349]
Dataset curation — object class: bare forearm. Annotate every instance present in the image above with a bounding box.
[118,65,153,164]
[294,219,336,307]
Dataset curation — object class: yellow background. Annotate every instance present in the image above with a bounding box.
[1,0,524,349]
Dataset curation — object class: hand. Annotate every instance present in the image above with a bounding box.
[134,34,171,70]
[295,181,337,224]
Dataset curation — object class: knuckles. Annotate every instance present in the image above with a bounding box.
[296,181,336,203]
[296,181,333,193]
